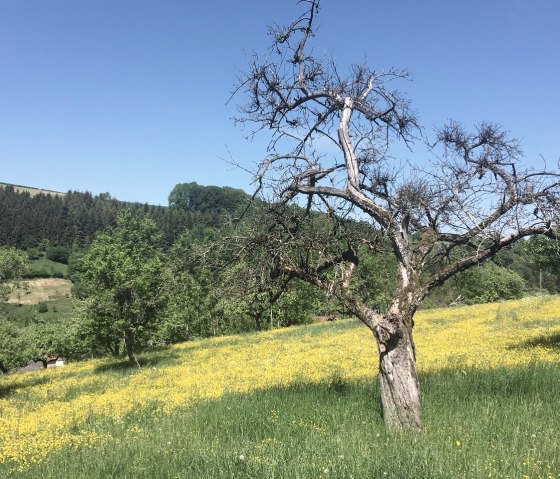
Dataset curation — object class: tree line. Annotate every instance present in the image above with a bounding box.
[1,190,558,374]
[0,183,248,249]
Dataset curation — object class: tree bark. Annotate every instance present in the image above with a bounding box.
[124,329,141,369]
[376,317,421,431]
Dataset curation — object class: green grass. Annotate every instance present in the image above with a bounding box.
[9,362,560,479]
[3,297,74,327]
[3,297,560,478]
[25,257,68,278]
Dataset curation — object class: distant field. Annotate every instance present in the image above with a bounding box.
[7,278,72,304]
[0,182,65,197]
[1,296,559,478]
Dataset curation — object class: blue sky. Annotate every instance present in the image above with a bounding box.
[1,0,558,205]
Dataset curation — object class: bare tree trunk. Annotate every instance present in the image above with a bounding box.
[124,329,141,369]
[376,316,421,431]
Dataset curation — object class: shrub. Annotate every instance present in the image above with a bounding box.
[460,262,525,304]
[37,302,48,313]
[46,246,70,264]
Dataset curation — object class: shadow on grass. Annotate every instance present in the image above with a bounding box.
[173,319,363,355]
[169,363,560,438]
[8,363,560,479]
[93,349,181,373]
[508,332,560,350]
[420,362,560,406]
[0,373,50,399]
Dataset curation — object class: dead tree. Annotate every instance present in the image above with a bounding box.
[233,0,560,430]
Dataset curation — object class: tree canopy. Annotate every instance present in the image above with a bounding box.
[0,246,28,302]
[169,182,249,217]
[78,211,166,368]
[0,246,29,373]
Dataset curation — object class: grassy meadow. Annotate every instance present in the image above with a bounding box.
[5,275,73,326]
[4,296,74,327]
[25,257,68,279]
[1,296,560,478]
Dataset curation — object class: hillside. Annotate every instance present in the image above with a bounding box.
[0,182,65,198]
[0,180,251,249]
[0,183,191,248]
[6,278,72,305]
[1,296,559,477]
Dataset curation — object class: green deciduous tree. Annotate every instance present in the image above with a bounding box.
[0,317,27,373]
[169,182,249,218]
[528,235,560,276]
[79,211,166,368]
[459,263,525,304]
[0,246,28,373]
[0,246,28,302]
[161,231,216,341]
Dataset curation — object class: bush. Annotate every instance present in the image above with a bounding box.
[460,262,525,304]
[37,302,48,313]
[46,246,71,264]
[423,261,526,308]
